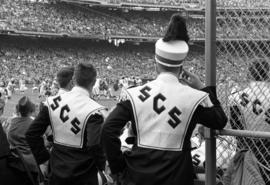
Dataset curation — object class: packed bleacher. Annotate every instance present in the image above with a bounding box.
[106,0,201,7]
[0,40,248,89]
[1,0,270,40]
[78,0,270,8]
[0,43,155,84]
[0,40,268,185]
[1,1,270,183]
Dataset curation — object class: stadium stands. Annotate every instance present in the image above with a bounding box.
[0,41,156,84]
[61,0,270,8]
[1,0,270,40]
[0,38,247,88]
[1,1,270,184]
[107,0,201,6]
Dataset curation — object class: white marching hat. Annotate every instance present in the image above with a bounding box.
[155,38,189,67]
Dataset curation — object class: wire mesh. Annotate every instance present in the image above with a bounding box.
[214,1,270,184]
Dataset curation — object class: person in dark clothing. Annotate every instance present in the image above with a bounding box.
[0,98,35,185]
[229,60,270,185]
[101,38,227,185]
[26,63,107,185]
[0,99,12,183]
[0,118,23,185]
[6,96,39,184]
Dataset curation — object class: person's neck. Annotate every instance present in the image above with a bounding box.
[74,85,91,96]
[158,71,179,78]
[60,87,69,91]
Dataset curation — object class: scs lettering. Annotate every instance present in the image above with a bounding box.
[50,96,81,134]
[138,86,182,129]
[192,154,201,167]
[239,93,270,124]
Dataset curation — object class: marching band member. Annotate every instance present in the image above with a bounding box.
[102,38,227,185]
[26,63,107,185]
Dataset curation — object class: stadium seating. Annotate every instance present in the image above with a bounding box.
[1,39,248,88]
[1,0,269,40]
[0,42,156,84]
[64,0,270,8]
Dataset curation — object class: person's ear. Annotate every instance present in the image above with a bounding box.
[68,80,73,90]
[87,80,96,93]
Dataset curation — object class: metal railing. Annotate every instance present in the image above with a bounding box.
[204,0,270,184]
[204,128,270,185]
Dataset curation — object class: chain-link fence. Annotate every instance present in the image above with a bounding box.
[212,1,270,184]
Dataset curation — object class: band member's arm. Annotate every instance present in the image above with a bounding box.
[25,106,50,164]
[180,71,227,129]
[85,113,106,171]
[0,123,10,158]
[193,86,228,129]
[101,101,132,174]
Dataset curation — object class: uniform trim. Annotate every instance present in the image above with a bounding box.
[48,96,105,149]
[81,107,106,148]
[126,86,209,151]
[46,96,78,148]
[53,140,80,148]
[181,93,209,149]
[155,54,183,66]
[155,56,183,67]
[124,89,141,146]
[60,107,105,148]
[47,98,56,144]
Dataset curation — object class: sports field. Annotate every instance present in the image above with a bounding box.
[3,88,117,118]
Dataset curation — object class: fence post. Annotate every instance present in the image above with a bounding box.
[205,0,217,185]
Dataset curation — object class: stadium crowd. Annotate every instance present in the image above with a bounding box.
[0,42,269,184]
[0,41,248,92]
[106,0,202,7]
[64,0,270,8]
[1,0,270,39]
[0,43,156,88]
[0,7,270,183]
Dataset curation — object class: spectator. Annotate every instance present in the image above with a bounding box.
[0,99,9,157]
[1,0,269,39]
[0,98,20,185]
[6,96,39,185]
[229,59,270,185]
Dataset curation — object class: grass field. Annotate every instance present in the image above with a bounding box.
[3,88,118,118]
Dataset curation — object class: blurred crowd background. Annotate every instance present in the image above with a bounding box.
[1,0,270,39]
[0,40,246,92]
[0,0,266,89]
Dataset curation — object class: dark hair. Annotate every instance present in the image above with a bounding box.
[16,96,35,117]
[0,99,5,111]
[57,67,74,88]
[163,13,190,43]
[74,63,97,88]
[248,59,270,81]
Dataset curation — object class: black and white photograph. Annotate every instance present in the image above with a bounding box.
[0,0,270,185]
